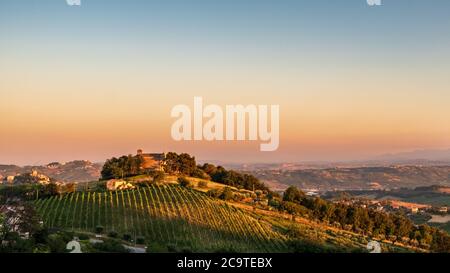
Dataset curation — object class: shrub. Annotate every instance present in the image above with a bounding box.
[207,189,221,198]
[268,198,281,209]
[280,201,309,216]
[146,242,168,253]
[166,244,194,253]
[136,236,146,245]
[178,177,191,188]
[47,234,67,253]
[198,181,208,189]
[92,238,129,253]
[167,243,178,253]
[108,231,119,238]
[57,231,75,243]
[77,233,90,241]
[94,182,107,192]
[95,225,104,234]
[123,233,132,242]
[219,187,234,201]
[153,171,165,183]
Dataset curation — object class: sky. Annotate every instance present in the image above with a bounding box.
[1,0,450,165]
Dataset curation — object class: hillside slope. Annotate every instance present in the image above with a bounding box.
[34,184,397,253]
[35,184,287,252]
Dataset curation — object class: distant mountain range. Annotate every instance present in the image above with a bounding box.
[376,149,450,162]
[251,165,450,192]
[201,149,450,172]
[2,149,450,188]
[0,160,102,183]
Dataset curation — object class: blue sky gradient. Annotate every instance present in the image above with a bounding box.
[1,0,450,164]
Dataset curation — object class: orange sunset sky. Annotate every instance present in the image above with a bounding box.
[1,1,450,165]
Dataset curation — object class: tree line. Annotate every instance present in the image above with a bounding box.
[100,152,198,180]
[101,155,144,180]
[273,186,450,252]
[199,163,269,192]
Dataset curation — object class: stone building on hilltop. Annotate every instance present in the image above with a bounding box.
[137,149,166,172]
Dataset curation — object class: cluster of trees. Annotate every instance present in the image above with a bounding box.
[275,186,450,252]
[101,152,200,180]
[0,183,75,202]
[101,152,269,193]
[165,152,199,177]
[165,153,269,193]
[90,238,129,253]
[207,187,235,201]
[0,199,69,253]
[101,155,143,180]
[199,164,269,192]
[177,177,192,188]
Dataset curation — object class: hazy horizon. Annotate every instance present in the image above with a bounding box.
[2,0,450,165]
[2,147,450,167]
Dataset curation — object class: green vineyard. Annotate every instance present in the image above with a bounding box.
[34,184,288,252]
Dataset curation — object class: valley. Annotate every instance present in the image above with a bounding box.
[2,153,450,253]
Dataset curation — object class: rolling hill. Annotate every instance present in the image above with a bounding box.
[35,184,287,252]
[0,161,102,183]
[34,183,400,253]
[253,166,450,191]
